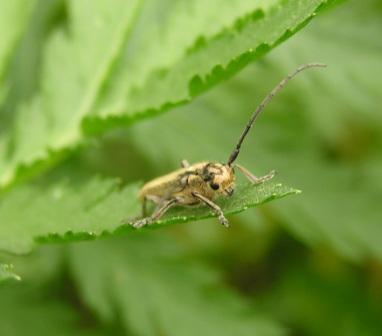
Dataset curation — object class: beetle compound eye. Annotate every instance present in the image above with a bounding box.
[203,174,213,182]
[210,183,219,190]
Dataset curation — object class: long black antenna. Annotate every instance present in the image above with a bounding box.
[227,63,326,166]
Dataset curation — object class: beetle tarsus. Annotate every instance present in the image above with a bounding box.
[253,169,276,185]
[130,198,179,229]
[235,164,276,185]
[219,215,230,228]
[131,217,152,229]
[192,192,230,228]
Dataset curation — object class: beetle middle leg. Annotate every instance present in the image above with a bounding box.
[142,195,161,217]
[121,195,161,224]
[235,164,276,185]
[132,198,179,229]
[192,192,229,228]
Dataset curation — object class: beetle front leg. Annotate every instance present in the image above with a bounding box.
[235,164,276,185]
[192,192,229,228]
[131,198,178,229]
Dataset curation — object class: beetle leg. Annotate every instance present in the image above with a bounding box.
[142,195,161,217]
[235,164,276,185]
[142,197,148,217]
[180,159,190,168]
[131,198,178,229]
[192,192,229,228]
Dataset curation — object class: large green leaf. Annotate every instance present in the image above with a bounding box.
[0,177,139,254]
[69,234,284,336]
[0,173,296,254]
[86,0,331,127]
[0,0,332,190]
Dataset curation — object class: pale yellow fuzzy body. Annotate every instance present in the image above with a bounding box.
[139,162,235,205]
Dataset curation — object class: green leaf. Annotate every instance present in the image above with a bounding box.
[147,182,298,227]
[0,282,110,335]
[0,263,20,282]
[0,173,297,254]
[0,0,332,190]
[0,177,140,254]
[0,0,144,189]
[260,263,382,336]
[3,0,68,111]
[268,0,382,142]
[0,245,64,285]
[69,234,284,336]
[0,0,65,177]
[0,0,35,82]
[86,0,331,129]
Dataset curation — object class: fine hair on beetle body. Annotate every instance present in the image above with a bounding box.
[127,63,326,229]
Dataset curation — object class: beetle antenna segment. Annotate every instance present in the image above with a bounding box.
[227,63,326,166]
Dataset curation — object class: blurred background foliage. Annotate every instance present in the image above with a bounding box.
[1,0,382,335]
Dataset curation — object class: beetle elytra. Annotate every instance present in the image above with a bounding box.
[128,63,326,228]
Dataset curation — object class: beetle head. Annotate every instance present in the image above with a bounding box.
[201,163,235,196]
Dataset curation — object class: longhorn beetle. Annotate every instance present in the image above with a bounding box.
[128,63,326,229]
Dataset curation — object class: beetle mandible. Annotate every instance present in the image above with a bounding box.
[128,63,326,228]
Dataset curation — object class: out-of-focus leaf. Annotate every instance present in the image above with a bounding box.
[0,0,143,189]
[0,283,109,335]
[69,234,284,336]
[264,0,382,142]
[0,0,35,81]
[0,0,332,190]
[257,0,382,261]
[259,263,382,336]
[0,263,20,282]
[0,0,66,186]
[3,0,67,112]
[0,245,63,284]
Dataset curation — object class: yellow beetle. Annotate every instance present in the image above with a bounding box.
[129,63,326,228]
